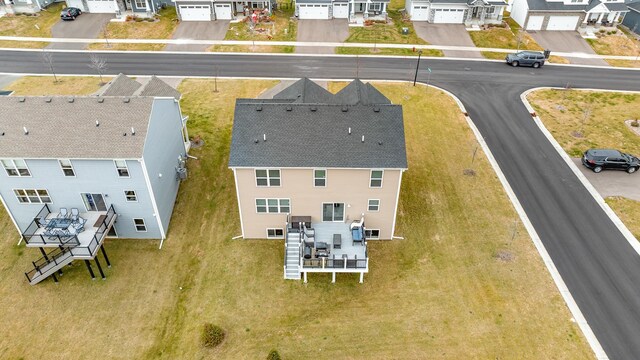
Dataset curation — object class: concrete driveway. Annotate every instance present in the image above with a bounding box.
[296,19,348,54]
[413,23,481,58]
[571,158,640,200]
[529,31,608,66]
[48,14,114,50]
[165,21,230,52]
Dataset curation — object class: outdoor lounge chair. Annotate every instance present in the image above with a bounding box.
[59,208,69,218]
[70,208,79,221]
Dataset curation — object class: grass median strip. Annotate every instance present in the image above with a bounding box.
[0,78,591,359]
[4,76,111,95]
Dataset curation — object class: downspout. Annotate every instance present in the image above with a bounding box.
[140,158,167,247]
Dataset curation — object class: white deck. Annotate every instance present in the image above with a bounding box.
[26,211,109,248]
[311,222,367,260]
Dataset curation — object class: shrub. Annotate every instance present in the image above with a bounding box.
[632,119,640,127]
[201,323,225,348]
[599,29,606,33]
[611,30,617,34]
[267,350,282,360]
[134,17,144,22]
[607,31,613,35]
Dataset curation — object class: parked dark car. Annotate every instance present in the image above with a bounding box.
[505,51,545,68]
[582,149,640,174]
[60,7,82,21]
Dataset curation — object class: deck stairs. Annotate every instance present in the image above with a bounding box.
[284,231,301,280]
[26,247,75,285]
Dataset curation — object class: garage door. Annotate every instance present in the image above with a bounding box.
[214,4,232,19]
[546,15,579,31]
[66,0,86,11]
[526,15,544,30]
[432,8,464,23]
[412,4,429,21]
[333,3,348,18]
[298,4,329,19]
[86,0,116,13]
[180,5,212,21]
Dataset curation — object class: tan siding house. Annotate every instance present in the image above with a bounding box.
[229,78,408,282]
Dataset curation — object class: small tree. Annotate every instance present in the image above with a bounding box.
[515,30,525,51]
[201,323,225,348]
[101,23,111,48]
[41,50,58,83]
[88,53,108,85]
[267,349,282,360]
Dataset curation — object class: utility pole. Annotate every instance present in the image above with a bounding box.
[413,50,422,86]
[214,66,219,93]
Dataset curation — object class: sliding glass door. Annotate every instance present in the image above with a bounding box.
[81,193,107,212]
[322,203,345,222]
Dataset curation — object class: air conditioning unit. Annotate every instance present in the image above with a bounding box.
[176,167,187,180]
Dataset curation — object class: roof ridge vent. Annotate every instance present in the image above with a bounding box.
[97,98,105,103]
[23,127,29,135]
[341,106,348,112]
[348,127,352,135]
[373,106,380,112]
[96,120,100,127]
[361,135,364,143]
[68,97,74,103]
[286,106,292,111]
[45,97,52,103]
[123,97,130,103]
[310,106,317,112]
[256,105,263,111]
[131,127,136,136]
[18,97,25,102]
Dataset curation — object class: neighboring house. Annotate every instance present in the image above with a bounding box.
[623,0,640,34]
[510,0,629,31]
[0,75,190,285]
[64,0,173,17]
[1,0,62,14]
[174,0,271,21]
[406,0,507,24]
[294,0,389,21]
[229,78,408,283]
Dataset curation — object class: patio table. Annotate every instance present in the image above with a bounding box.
[46,218,72,230]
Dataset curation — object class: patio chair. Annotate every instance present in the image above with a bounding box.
[70,208,79,221]
[59,208,69,218]
[35,217,49,228]
[73,218,86,233]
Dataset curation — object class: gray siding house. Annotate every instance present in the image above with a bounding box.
[623,1,640,34]
[2,0,171,17]
[510,0,629,31]
[0,77,189,285]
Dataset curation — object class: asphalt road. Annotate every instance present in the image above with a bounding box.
[2,50,640,359]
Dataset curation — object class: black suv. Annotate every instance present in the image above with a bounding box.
[60,7,82,21]
[505,51,545,68]
[582,149,640,174]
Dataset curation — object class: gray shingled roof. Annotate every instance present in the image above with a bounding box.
[0,96,154,159]
[605,2,629,10]
[98,73,181,100]
[99,73,142,97]
[273,78,337,104]
[229,79,407,169]
[629,0,640,11]
[527,0,588,11]
[335,79,392,105]
[136,76,182,100]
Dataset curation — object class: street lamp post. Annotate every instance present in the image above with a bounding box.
[413,50,422,86]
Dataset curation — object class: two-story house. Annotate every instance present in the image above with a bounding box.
[0,77,189,285]
[229,78,408,283]
[510,0,629,30]
[295,0,390,21]
[2,0,171,18]
[405,0,507,24]
[173,0,272,21]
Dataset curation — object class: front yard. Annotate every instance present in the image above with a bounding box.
[468,21,542,60]
[223,2,296,52]
[0,2,63,48]
[0,78,591,359]
[528,89,640,240]
[88,7,178,51]
[586,28,640,68]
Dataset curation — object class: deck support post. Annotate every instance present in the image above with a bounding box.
[332,272,336,283]
[95,257,106,280]
[359,272,364,284]
[101,245,111,268]
[303,272,307,283]
[51,273,58,283]
[85,260,95,280]
[39,247,48,260]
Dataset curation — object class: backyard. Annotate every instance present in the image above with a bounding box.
[0,2,63,48]
[0,77,591,359]
[88,7,178,51]
[528,89,640,240]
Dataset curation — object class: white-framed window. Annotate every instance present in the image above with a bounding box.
[114,160,130,177]
[370,2,381,11]
[370,170,383,188]
[365,229,380,239]
[256,198,290,213]
[255,169,280,187]
[486,6,494,13]
[133,218,147,232]
[124,190,137,202]
[368,199,380,212]
[59,159,75,177]
[2,159,30,177]
[14,189,51,204]
[135,0,146,9]
[266,228,285,239]
[314,169,326,187]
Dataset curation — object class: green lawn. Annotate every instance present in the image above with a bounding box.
[89,7,178,51]
[5,76,111,95]
[336,46,443,57]
[225,2,296,44]
[0,78,591,359]
[0,2,63,48]
[529,89,640,243]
